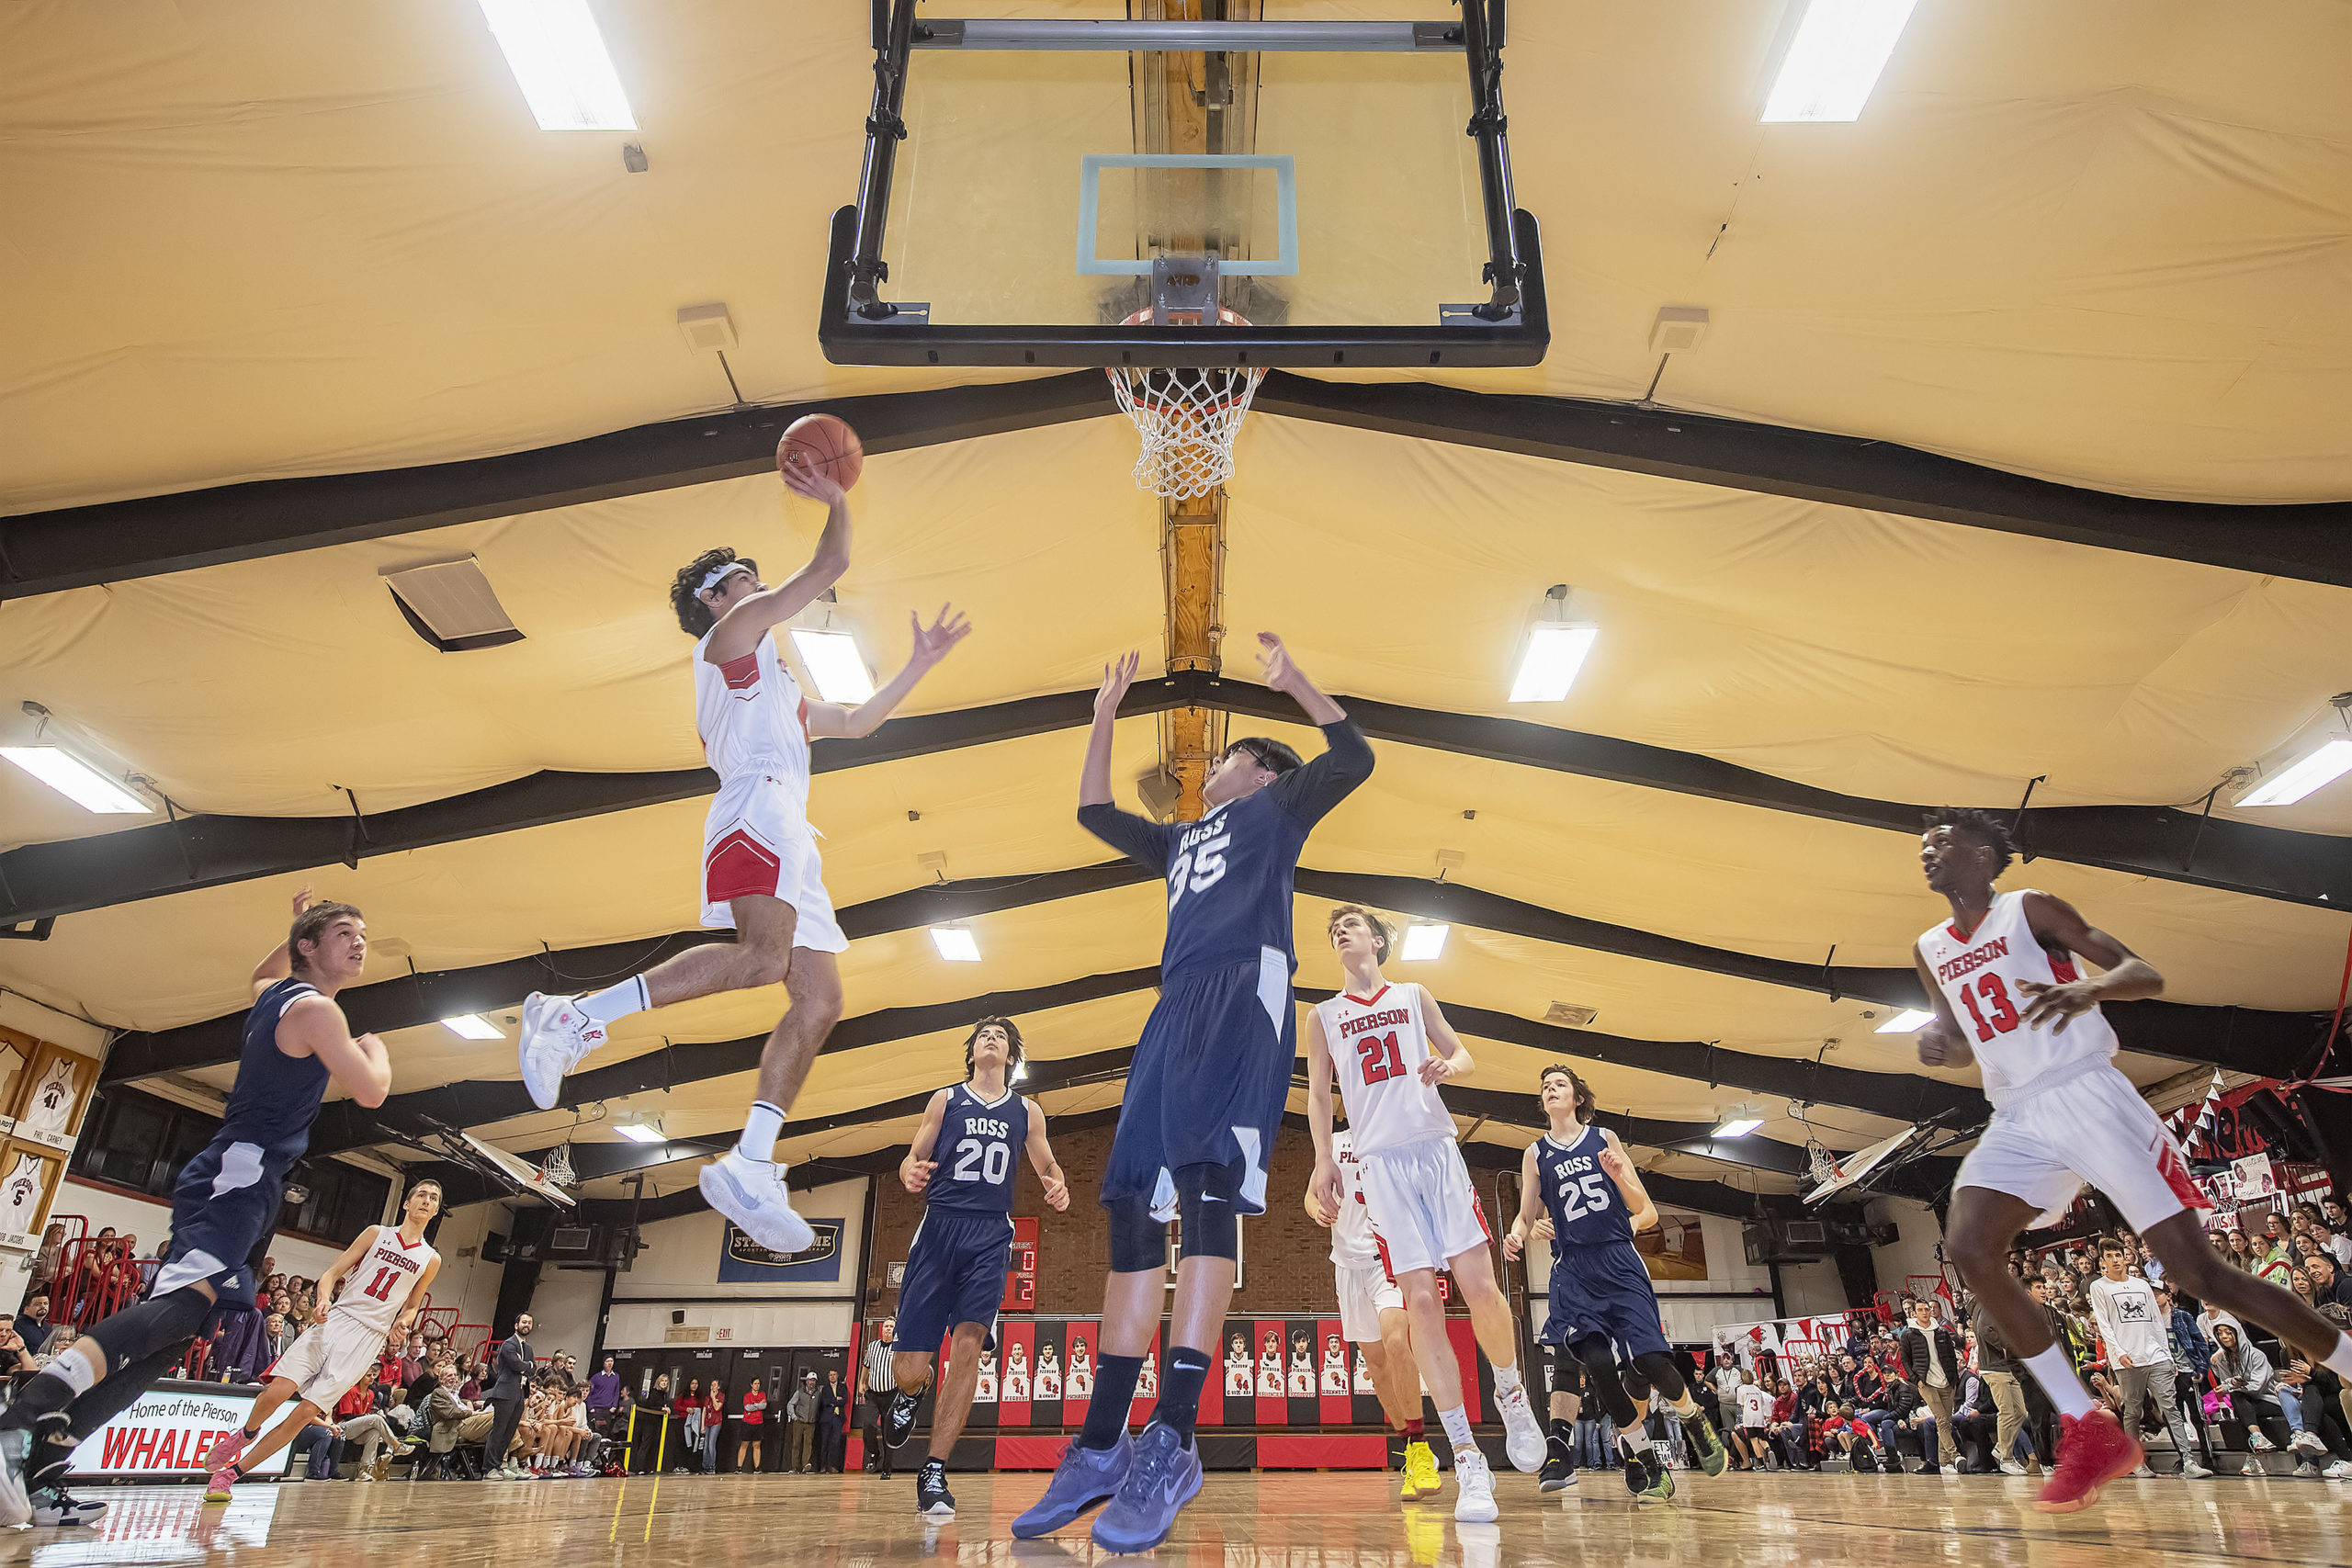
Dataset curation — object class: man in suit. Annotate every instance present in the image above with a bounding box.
[819,1369,847,1472]
[483,1314,537,1480]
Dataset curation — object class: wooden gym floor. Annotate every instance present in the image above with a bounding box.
[5,1470,2346,1567]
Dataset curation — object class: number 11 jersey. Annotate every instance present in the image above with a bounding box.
[1917,888,2118,1111]
[1313,983,1457,1156]
[332,1224,438,1337]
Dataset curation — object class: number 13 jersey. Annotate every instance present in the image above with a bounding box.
[1917,889,2118,1110]
[1313,984,1456,1156]
[926,1083,1029,1216]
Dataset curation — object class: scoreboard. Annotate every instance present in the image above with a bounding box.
[1001,1215,1039,1310]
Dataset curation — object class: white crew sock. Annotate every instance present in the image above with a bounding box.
[580,976,650,1027]
[1490,1361,1522,1396]
[44,1346,98,1398]
[738,1100,786,1164]
[2324,1332,2352,1382]
[1437,1404,1476,1456]
[2022,1344,2097,1419]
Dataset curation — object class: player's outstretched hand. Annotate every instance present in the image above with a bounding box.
[779,451,848,506]
[1256,632,1306,694]
[2015,976,2098,1033]
[901,1156,937,1195]
[291,885,315,918]
[1094,650,1140,717]
[908,604,972,668]
[1043,1171,1070,1212]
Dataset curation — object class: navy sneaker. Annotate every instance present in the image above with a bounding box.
[1091,1422,1204,1554]
[916,1459,955,1519]
[1012,1433,1133,1539]
[888,1389,922,1449]
[31,1487,107,1527]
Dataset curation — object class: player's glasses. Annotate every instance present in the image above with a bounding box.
[1224,740,1273,770]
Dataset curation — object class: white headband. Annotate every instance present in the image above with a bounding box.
[700,561,752,594]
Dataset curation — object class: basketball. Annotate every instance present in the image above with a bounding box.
[777,412,863,491]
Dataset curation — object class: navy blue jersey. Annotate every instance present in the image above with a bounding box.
[926,1084,1030,1216]
[1534,1122,1637,1248]
[1079,718,1373,982]
[222,977,335,1163]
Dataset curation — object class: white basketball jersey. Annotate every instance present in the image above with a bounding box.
[331,1225,438,1337]
[1917,889,2120,1111]
[19,1056,79,1135]
[1329,1129,1379,1269]
[1315,983,1457,1156]
[693,628,814,797]
[0,1155,45,1234]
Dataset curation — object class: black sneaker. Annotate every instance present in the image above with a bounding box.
[887,1390,922,1449]
[31,1487,107,1528]
[916,1459,955,1519]
[1620,1449,1652,1498]
[1538,1453,1577,1493]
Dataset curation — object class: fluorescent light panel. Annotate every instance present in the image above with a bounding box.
[479,0,637,131]
[1,747,150,815]
[614,1114,665,1143]
[1712,1117,1765,1138]
[1509,625,1599,704]
[1400,923,1449,962]
[1875,1008,1936,1034]
[1761,0,1918,123]
[790,627,876,703]
[932,926,981,963]
[441,1013,503,1040]
[2239,739,2352,807]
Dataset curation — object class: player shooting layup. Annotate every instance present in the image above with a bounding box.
[202,1179,445,1499]
[514,457,969,1253]
[1306,906,1546,1523]
[1913,807,2352,1512]
[881,1018,1069,1521]
[0,889,392,1528]
[1014,637,1373,1554]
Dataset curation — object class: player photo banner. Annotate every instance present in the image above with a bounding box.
[1286,1321,1322,1427]
[1129,1324,1161,1428]
[1633,1209,1707,1282]
[1316,1317,1350,1425]
[1253,1319,1287,1426]
[1030,1321,1065,1425]
[718,1219,844,1282]
[1220,1319,1255,1424]
[1351,1337,1385,1427]
[69,1382,291,1480]
[999,1319,1035,1427]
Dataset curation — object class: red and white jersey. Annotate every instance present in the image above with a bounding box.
[331,1225,437,1338]
[1917,889,2119,1111]
[693,628,814,800]
[1329,1130,1379,1269]
[1314,983,1457,1156]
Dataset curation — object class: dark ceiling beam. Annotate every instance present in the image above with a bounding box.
[101,861,1154,1082]
[0,376,1115,602]
[17,672,2343,931]
[1251,373,2352,589]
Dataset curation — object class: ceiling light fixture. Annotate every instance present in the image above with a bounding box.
[1874,1008,1936,1034]
[1,746,151,815]
[1761,0,1918,123]
[1712,1105,1765,1138]
[1400,923,1449,962]
[1509,585,1599,704]
[2238,739,2352,808]
[478,0,638,131]
[790,598,876,703]
[614,1112,666,1144]
[932,925,980,963]
[1011,1060,1030,1085]
[441,1014,503,1040]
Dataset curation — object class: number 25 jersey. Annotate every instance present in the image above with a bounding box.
[925,1083,1029,1216]
[1917,888,2118,1111]
[1534,1122,1636,1248]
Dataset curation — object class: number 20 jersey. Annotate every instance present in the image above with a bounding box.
[1312,984,1457,1156]
[925,1083,1029,1216]
[1917,888,2118,1111]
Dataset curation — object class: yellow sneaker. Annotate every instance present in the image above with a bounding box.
[1399,1439,1440,1500]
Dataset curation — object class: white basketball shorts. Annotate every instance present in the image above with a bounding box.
[1956,1062,2209,1234]
[699,772,848,950]
[270,1316,388,1411]
[1334,1260,1406,1344]
[1357,1135,1493,1279]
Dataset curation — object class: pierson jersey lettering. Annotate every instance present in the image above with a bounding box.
[1313,984,1457,1156]
[1329,1129,1379,1269]
[1917,889,2118,1109]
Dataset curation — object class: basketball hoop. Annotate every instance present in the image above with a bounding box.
[539,1143,578,1190]
[1105,308,1265,501]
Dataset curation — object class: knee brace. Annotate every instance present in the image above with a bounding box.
[1549,1344,1586,1400]
[1576,1339,1641,1428]
[1107,1197,1168,1274]
[1631,1350,1689,1403]
[1175,1164,1239,1262]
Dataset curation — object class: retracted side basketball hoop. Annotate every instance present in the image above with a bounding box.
[1106,255,1266,500]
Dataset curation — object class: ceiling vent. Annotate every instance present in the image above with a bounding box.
[1544,1001,1600,1029]
[382,557,525,653]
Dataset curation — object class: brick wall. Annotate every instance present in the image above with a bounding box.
[864,1122,1521,1319]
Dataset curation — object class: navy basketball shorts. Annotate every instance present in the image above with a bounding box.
[1102,949,1295,1224]
[152,1136,290,1308]
[895,1210,1014,1355]
[1540,1242,1670,1361]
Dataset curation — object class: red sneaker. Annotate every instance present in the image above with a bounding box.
[2036,1409,2143,1514]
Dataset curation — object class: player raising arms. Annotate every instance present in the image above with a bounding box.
[1304,1127,1435,1501]
[1503,1065,1728,1505]
[0,889,392,1527]
[514,456,971,1254]
[881,1018,1069,1520]
[1306,906,1545,1522]
[1015,637,1373,1553]
[1912,807,2352,1512]
[202,1179,445,1501]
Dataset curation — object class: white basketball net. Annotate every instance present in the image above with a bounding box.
[538,1143,578,1189]
[1105,309,1265,501]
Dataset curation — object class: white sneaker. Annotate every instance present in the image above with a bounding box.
[699,1150,814,1254]
[2129,1463,2153,1478]
[1493,1381,1544,1473]
[2324,1460,2352,1481]
[2247,1428,2276,1452]
[1453,1450,1498,1524]
[1939,1464,1957,1476]
[2290,1429,2327,1457]
[2181,1459,2213,1478]
[2242,1457,2264,1477]
[1998,1458,2028,1477]
[519,993,605,1110]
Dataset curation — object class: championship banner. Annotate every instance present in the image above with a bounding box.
[69,1382,291,1480]
[718,1219,843,1283]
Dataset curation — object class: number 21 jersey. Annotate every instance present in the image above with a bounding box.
[926,1083,1029,1216]
[1313,984,1457,1156]
[1917,888,2118,1110]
